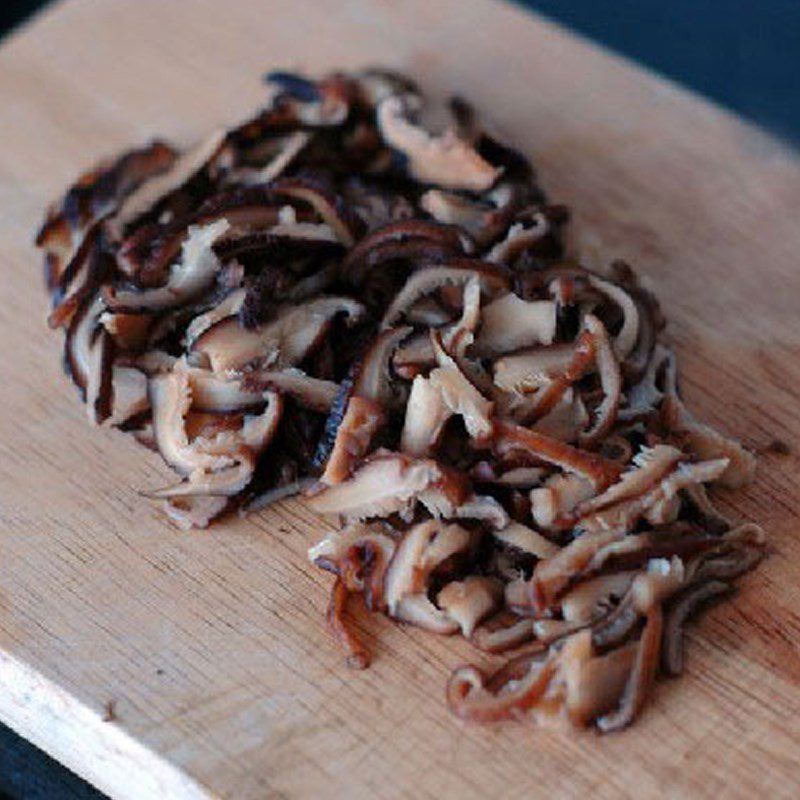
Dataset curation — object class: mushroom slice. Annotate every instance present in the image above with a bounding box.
[405,296,453,327]
[236,131,312,185]
[148,359,282,496]
[192,296,364,373]
[595,559,685,732]
[243,368,338,412]
[446,650,555,723]
[493,343,577,394]
[393,332,436,380]
[494,521,559,560]
[377,94,502,192]
[400,373,451,457]
[131,349,179,374]
[523,331,596,421]
[84,329,115,424]
[472,461,547,489]
[576,454,729,535]
[523,531,623,615]
[341,219,469,284]
[99,311,154,350]
[45,221,110,330]
[401,339,494,458]
[393,594,461,634]
[381,263,509,329]
[532,389,590,443]
[559,571,637,625]
[420,187,512,246]
[64,293,107,395]
[106,365,149,426]
[105,219,231,312]
[187,368,266,412]
[570,445,683,520]
[471,612,536,653]
[662,394,756,489]
[586,274,641,360]
[37,141,177,287]
[263,70,351,127]
[662,580,732,676]
[149,399,282,499]
[474,294,557,357]
[309,521,398,609]
[530,472,596,529]
[183,288,246,348]
[352,326,413,409]
[164,496,230,531]
[242,477,314,514]
[442,275,482,352]
[306,453,470,522]
[108,129,226,239]
[619,344,672,421]
[577,315,622,448]
[149,361,240,477]
[383,519,472,633]
[319,396,385,485]
[509,314,619,444]
[485,213,550,265]
[326,578,371,669]
[560,630,637,728]
[455,495,510,529]
[494,421,623,492]
[267,176,360,247]
[437,577,503,637]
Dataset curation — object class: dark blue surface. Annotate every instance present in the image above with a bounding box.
[0,723,105,800]
[526,0,800,145]
[0,2,797,799]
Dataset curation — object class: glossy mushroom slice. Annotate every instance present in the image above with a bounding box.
[266,176,361,247]
[377,94,502,192]
[494,421,623,492]
[383,519,474,633]
[306,452,470,522]
[474,293,557,357]
[419,183,523,247]
[107,129,226,240]
[381,262,509,329]
[485,209,557,266]
[341,218,471,286]
[400,332,494,457]
[147,359,282,498]
[351,326,413,409]
[661,367,756,488]
[104,219,231,312]
[262,70,352,128]
[37,141,177,291]
[192,296,365,373]
[309,520,400,668]
[318,396,386,486]
[436,577,504,638]
[242,368,338,413]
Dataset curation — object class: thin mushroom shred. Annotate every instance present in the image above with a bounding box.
[37,68,766,734]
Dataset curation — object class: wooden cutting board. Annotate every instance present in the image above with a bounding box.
[1,1,799,797]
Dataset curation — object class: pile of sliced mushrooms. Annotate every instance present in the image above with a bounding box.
[37,69,765,732]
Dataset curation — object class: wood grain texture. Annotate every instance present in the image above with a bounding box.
[1,1,799,798]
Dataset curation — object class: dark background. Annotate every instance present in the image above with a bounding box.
[1,1,798,799]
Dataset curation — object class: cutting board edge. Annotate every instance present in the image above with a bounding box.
[0,649,212,800]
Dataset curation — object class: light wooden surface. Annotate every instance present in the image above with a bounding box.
[1,1,799,798]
